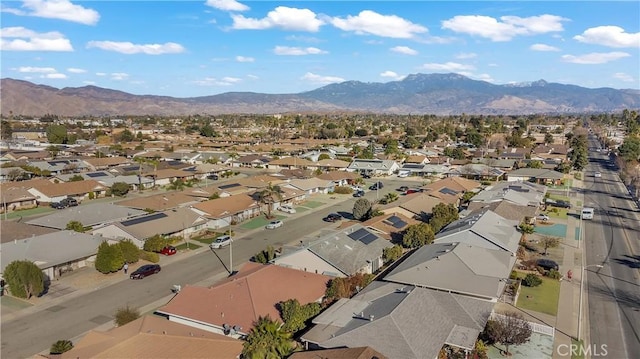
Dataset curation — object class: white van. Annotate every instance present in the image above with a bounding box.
[581,207,594,220]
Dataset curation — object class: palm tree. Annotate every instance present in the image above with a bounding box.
[242,315,294,359]
[258,182,283,219]
[50,339,74,354]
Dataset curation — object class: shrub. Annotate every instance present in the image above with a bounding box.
[332,186,353,194]
[3,260,45,299]
[95,241,125,274]
[509,270,519,280]
[139,251,160,263]
[143,234,168,252]
[522,273,543,287]
[88,191,95,200]
[50,340,74,355]
[546,269,562,280]
[114,305,140,327]
[117,240,140,264]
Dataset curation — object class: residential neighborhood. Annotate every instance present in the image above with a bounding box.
[1,111,639,359]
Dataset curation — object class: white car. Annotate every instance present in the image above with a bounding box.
[594,171,602,178]
[209,235,232,249]
[265,220,283,229]
[536,214,550,222]
[278,205,296,214]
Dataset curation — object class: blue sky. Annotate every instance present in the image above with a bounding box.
[1,0,639,98]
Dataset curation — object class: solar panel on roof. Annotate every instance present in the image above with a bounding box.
[392,219,407,229]
[121,212,167,226]
[122,166,139,171]
[86,172,109,178]
[348,228,369,241]
[360,233,378,245]
[387,215,401,224]
[402,164,424,169]
[219,183,241,190]
[439,187,459,195]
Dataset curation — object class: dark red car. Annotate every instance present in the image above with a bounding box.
[159,246,177,256]
[130,264,161,279]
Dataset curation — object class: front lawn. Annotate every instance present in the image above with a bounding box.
[544,208,569,219]
[516,273,561,316]
[547,194,570,202]
[175,242,201,250]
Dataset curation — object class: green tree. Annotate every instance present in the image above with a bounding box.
[95,241,125,274]
[114,305,140,326]
[540,236,560,255]
[429,203,459,232]
[143,234,168,252]
[47,145,61,159]
[68,174,84,182]
[117,129,134,142]
[3,260,45,299]
[317,153,331,161]
[242,315,294,359]
[117,239,140,264]
[253,245,276,264]
[50,340,74,355]
[325,273,374,301]
[258,183,283,219]
[65,220,86,233]
[518,222,535,240]
[379,192,399,205]
[523,273,542,287]
[1,120,13,140]
[278,299,322,333]
[526,160,543,169]
[404,136,421,149]
[461,191,476,203]
[402,223,435,248]
[46,124,68,144]
[544,133,554,145]
[383,244,403,263]
[618,135,640,162]
[352,198,372,220]
[110,182,130,196]
[354,128,368,137]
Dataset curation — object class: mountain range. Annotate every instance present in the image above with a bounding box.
[2,73,639,116]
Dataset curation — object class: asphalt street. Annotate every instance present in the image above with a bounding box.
[583,136,640,358]
[0,176,413,358]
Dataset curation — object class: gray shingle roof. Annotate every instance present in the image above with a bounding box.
[436,209,521,253]
[304,282,493,359]
[507,168,564,180]
[26,203,147,230]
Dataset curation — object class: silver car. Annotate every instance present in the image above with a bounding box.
[210,235,232,249]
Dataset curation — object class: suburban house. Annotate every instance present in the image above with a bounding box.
[404,155,430,165]
[143,168,198,187]
[266,157,315,170]
[0,183,38,212]
[463,200,538,223]
[471,158,518,171]
[0,166,34,182]
[91,207,208,248]
[289,347,388,359]
[26,203,147,230]
[315,158,351,171]
[26,159,88,175]
[155,262,331,338]
[301,281,493,359]
[58,315,243,359]
[358,213,419,241]
[379,192,443,220]
[507,168,565,185]
[447,163,506,181]
[27,179,108,204]
[54,170,115,183]
[232,154,272,168]
[499,147,531,160]
[116,192,201,211]
[421,177,481,204]
[191,194,260,229]
[0,230,106,280]
[347,159,400,176]
[271,224,393,277]
[316,171,360,187]
[0,221,57,244]
[82,156,132,171]
[285,178,335,195]
[468,181,547,209]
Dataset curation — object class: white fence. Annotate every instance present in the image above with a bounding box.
[490,312,555,338]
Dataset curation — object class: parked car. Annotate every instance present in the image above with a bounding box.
[555,200,572,209]
[536,259,559,271]
[210,235,232,249]
[594,171,602,178]
[130,264,161,279]
[324,213,342,222]
[369,182,384,190]
[50,202,66,209]
[278,205,296,214]
[353,190,365,197]
[61,197,78,207]
[398,186,409,192]
[398,172,409,178]
[266,220,283,229]
[207,174,219,180]
[362,173,372,179]
[536,214,550,222]
[405,189,421,195]
[159,246,177,256]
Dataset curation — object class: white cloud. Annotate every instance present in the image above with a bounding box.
[574,26,640,48]
[561,52,630,64]
[273,46,327,56]
[44,73,66,79]
[87,41,185,55]
[231,6,324,32]
[4,0,100,25]
[285,35,323,43]
[222,76,241,83]
[420,62,476,71]
[247,74,259,80]
[442,14,567,41]
[390,46,417,55]
[455,52,477,59]
[205,0,249,12]
[95,72,106,76]
[193,77,241,86]
[530,43,560,51]
[331,10,427,38]
[16,66,56,73]
[0,26,73,51]
[473,73,494,82]
[300,72,345,84]
[613,72,634,82]
[235,55,254,62]
[110,72,129,80]
[67,67,86,73]
[82,80,96,85]
[380,71,405,80]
